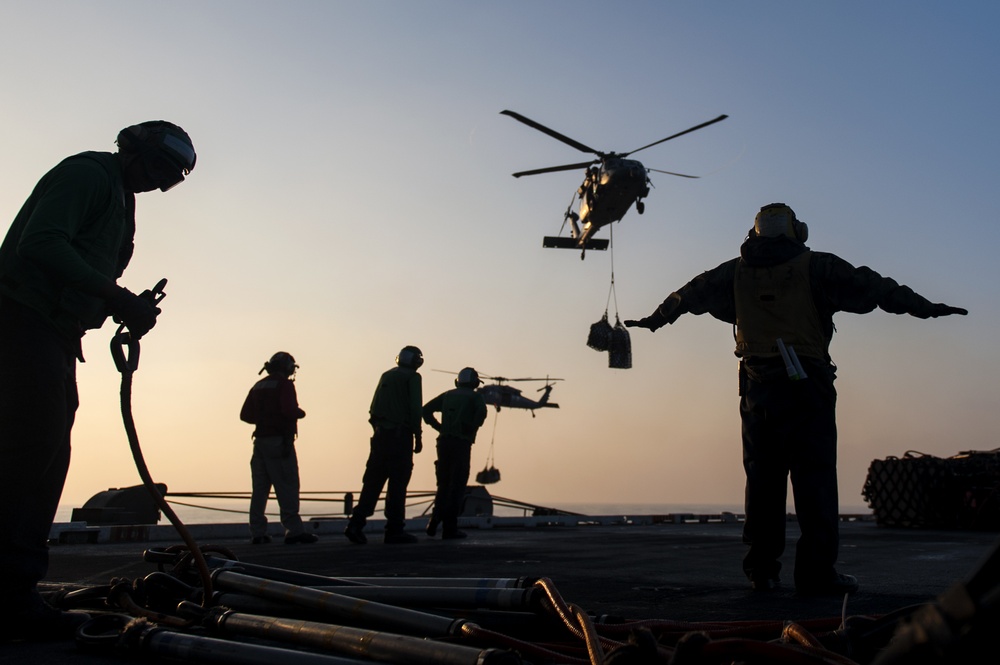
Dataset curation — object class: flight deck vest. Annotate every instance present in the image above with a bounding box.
[733,250,828,361]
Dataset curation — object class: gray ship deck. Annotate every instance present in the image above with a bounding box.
[6,517,998,664]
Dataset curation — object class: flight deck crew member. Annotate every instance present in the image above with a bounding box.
[240,352,317,545]
[422,367,488,539]
[626,203,967,596]
[0,121,195,640]
[345,345,424,544]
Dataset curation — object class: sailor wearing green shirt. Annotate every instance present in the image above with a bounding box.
[345,346,424,544]
[0,121,195,640]
[422,367,488,540]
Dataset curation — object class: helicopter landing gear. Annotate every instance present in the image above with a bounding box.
[636,200,645,214]
[566,211,581,239]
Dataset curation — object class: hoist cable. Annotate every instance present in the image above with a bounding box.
[604,225,620,320]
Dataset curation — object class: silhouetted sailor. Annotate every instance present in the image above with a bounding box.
[345,346,424,545]
[627,203,967,596]
[0,121,195,640]
[423,367,488,539]
[241,352,317,545]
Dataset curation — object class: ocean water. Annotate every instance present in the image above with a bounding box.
[56,496,871,526]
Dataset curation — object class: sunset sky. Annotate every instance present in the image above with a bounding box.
[1,1,997,516]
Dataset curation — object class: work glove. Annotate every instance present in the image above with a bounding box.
[624,311,668,332]
[413,431,423,454]
[107,285,160,339]
[929,303,968,318]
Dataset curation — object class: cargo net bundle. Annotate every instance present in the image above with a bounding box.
[862,449,1000,530]
[586,230,631,369]
[586,312,631,369]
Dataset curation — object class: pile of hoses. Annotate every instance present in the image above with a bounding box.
[48,543,992,664]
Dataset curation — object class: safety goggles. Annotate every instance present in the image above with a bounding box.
[144,150,187,192]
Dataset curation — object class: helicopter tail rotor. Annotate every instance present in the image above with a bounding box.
[536,383,560,409]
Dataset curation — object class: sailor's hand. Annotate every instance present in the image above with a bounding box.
[108,286,160,339]
[625,314,666,332]
[929,303,968,318]
[413,432,423,454]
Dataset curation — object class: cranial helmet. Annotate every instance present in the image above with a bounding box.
[455,367,481,388]
[261,351,298,377]
[116,120,196,191]
[753,203,808,242]
[396,346,424,369]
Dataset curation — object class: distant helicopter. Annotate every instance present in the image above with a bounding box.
[435,371,563,417]
[501,109,728,258]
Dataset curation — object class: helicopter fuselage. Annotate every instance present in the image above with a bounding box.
[501,108,727,258]
[574,157,650,245]
[479,384,559,412]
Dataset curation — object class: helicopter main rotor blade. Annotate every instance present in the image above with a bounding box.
[646,168,699,178]
[512,161,597,178]
[501,110,602,156]
[507,377,564,383]
[624,114,729,157]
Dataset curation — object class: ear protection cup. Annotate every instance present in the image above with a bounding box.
[455,367,481,388]
[115,124,146,153]
[396,346,423,369]
[793,219,808,242]
[261,351,297,376]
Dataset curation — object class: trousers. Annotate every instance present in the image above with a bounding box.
[349,427,413,533]
[249,435,304,538]
[432,435,472,533]
[739,358,840,586]
[0,300,78,600]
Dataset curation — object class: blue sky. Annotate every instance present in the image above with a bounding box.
[1,1,997,513]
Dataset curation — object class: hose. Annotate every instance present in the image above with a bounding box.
[533,577,627,661]
[111,281,214,605]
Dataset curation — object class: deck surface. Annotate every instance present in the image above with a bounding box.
[4,519,997,663]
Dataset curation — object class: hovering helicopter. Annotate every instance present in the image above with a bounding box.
[435,371,563,417]
[501,109,728,258]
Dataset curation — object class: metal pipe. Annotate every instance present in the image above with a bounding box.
[141,551,372,587]
[77,615,366,665]
[216,611,521,665]
[211,594,561,639]
[341,577,532,589]
[212,570,463,637]
[144,627,368,665]
[307,586,540,610]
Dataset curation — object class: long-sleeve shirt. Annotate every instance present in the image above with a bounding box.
[240,374,305,439]
[652,235,947,360]
[369,366,422,434]
[0,152,134,338]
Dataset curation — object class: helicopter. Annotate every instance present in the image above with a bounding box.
[501,109,728,258]
[435,371,563,416]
